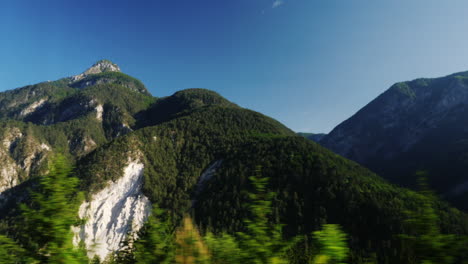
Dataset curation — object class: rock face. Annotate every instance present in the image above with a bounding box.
[19,98,47,117]
[320,71,468,208]
[0,150,19,193]
[0,127,50,193]
[73,159,151,261]
[70,59,121,82]
[95,104,104,121]
[192,160,222,206]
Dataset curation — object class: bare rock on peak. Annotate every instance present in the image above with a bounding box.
[70,60,121,82]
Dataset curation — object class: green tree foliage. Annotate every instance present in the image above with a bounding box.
[135,88,238,128]
[107,170,350,264]
[312,224,349,264]
[133,208,175,264]
[192,137,468,263]
[202,169,351,264]
[204,167,305,264]
[235,167,298,264]
[19,155,87,263]
[400,174,467,264]
[0,80,77,120]
[0,235,29,264]
[203,232,242,263]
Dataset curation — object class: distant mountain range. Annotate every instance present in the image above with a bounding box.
[0,61,466,263]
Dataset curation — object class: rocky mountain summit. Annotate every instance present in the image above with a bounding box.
[70,59,121,82]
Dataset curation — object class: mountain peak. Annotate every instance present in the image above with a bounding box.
[70,59,121,82]
[84,60,121,75]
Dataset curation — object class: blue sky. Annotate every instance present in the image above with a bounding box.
[1,0,468,133]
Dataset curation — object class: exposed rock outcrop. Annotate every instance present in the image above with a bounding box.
[73,159,151,261]
[19,98,47,117]
[70,60,121,83]
[192,160,222,206]
[0,127,50,193]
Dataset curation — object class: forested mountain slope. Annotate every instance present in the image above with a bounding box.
[75,103,468,262]
[0,61,156,194]
[194,137,468,263]
[0,61,467,263]
[320,71,468,210]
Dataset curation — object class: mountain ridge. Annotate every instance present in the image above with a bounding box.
[320,69,468,210]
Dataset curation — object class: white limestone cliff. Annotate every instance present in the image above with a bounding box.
[73,159,151,261]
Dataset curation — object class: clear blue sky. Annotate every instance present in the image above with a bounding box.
[2,0,468,133]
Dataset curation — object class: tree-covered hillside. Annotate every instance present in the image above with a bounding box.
[320,70,468,211]
[74,100,468,263]
[0,61,467,263]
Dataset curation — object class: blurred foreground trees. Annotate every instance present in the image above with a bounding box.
[5,163,467,264]
[118,167,351,264]
[400,173,468,264]
[0,155,87,264]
